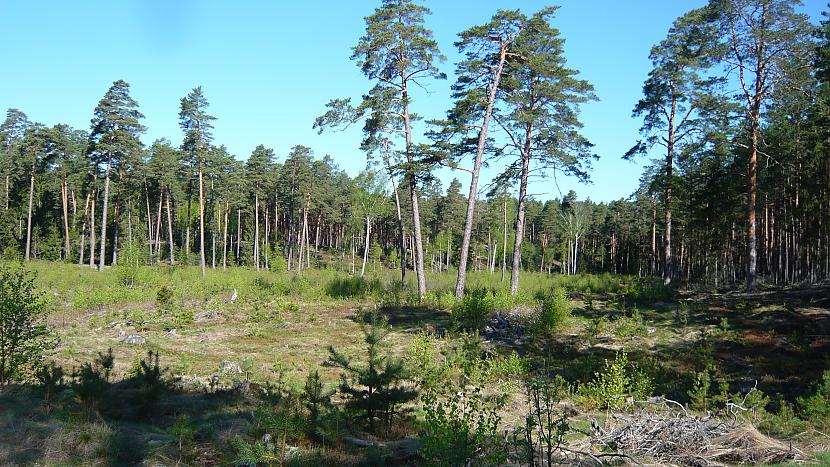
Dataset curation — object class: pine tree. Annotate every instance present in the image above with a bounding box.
[496,7,597,295]
[327,312,417,434]
[88,80,145,271]
[179,87,216,277]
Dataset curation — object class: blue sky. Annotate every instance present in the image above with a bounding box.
[0,0,824,202]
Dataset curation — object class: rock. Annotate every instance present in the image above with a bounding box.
[122,334,145,345]
[343,436,374,447]
[232,380,251,395]
[646,327,657,334]
[484,325,494,334]
[262,433,274,451]
[167,328,177,336]
[229,288,238,303]
[117,330,126,338]
[221,360,242,374]
[284,446,301,459]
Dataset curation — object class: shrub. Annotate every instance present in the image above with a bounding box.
[531,288,571,335]
[117,240,145,288]
[580,351,654,409]
[405,332,446,391]
[327,312,417,434]
[514,372,570,467]
[73,349,115,416]
[36,362,66,413]
[450,289,492,331]
[0,263,53,385]
[302,369,333,428]
[419,384,507,466]
[798,370,830,430]
[614,308,648,338]
[129,350,168,414]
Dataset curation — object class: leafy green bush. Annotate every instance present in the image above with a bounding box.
[579,352,654,409]
[530,288,571,334]
[419,384,507,466]
[0,263,53,384]
[450,289,492,331]
[614,308,648,338]
[798,370,830,430]
[117,241,146,288]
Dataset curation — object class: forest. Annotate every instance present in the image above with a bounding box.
[1,0,829,465]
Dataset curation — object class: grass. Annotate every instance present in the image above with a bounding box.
[3,260,830,465]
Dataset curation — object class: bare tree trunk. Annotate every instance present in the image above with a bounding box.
[401,77,426,298]
[24,156,36,261]
[154,193,163,263]
[166,189,175,264]
[62,178,71,259]
[223,200,229,270]
[254,191,260,270]
[384,152,406,289]
[361,216,371,277]
[502,199,507,283]
[185,179,192,259]
[79,192,90,265]
[455,43,508,298]
[510,134,532,296]
[198,166,206,276]
[98,156,112,271]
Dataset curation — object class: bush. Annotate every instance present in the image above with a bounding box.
[450,289,492,331]
[579,352,654,409]
[117,240,146,288]
[531,288,571,335]
[0,263,53,385]
[799,370,830,430]
[327,312,417,434]
[514,372,570,467]
[419,384,507,466]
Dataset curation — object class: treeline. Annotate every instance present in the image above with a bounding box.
[0,0,827,293]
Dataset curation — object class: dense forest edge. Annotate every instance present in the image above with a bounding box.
[2,0,830,465]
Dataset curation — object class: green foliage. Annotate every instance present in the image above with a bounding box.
[798,370,830,430]
[579,351,654,409]
[302,369,333,428]
[0,263,52,384]
[688,370,712,412]
[168,414,197,461]
[450,288,492,331]
[36,362,66,413]
[585,316,608,339]
[530,288,571,335]
[419,384,507,467]
[614,307,648,338]
[117,241,145,288]
[73,349,114,416]
[327,312,417,434]
[132,350,166,413]
[514,372,570,467]
[325,276,383,299]
[404,332,446,391]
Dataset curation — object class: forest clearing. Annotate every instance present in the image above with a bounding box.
[2,0,830,465]
[1,263,829,465]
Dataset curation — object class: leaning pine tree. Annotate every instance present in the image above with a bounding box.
[496,7,597,295]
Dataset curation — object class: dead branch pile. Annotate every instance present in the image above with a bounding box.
[588,400,802,466]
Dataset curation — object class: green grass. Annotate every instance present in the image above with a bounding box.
[3,260,829,465]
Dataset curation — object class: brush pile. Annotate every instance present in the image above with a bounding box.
[588,399,802,466]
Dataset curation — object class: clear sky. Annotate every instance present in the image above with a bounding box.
[0,0,824,202]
